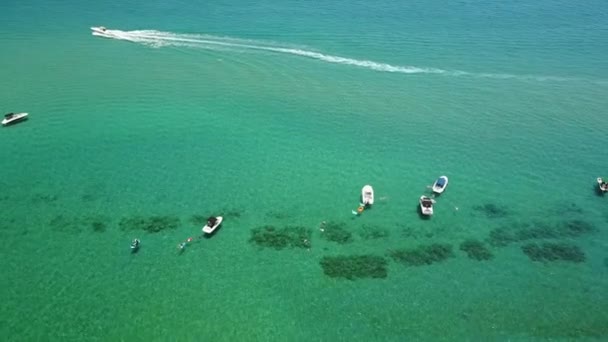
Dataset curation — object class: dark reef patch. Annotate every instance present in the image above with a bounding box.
[189,214,208,225]
[488,219,596,247]
[249,225,311,250]
[487,227,517,247]
[512,221,560,241]
[320,255,388,280]
[459,239,494,261]
[473,203,509,218]
[265,210,291,220]
[320,221,353,244]
[389,243,454,266]
[559,220,595,237]
[49,215,109,233]
[49,215,81,233]
[91,221,106,232]
[118,216,180,233]
[521,242,586,263]
[32,194,59,205]
[83,216,108,233]
[358,224,389,240]
[81,194,96,202]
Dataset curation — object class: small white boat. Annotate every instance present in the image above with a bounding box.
[2,112,28,126]
[130,238,140,252]
[202,216,223,234]
[419,196,435,216]
[90,26,107,34]
[361,185,374,206]
[432,176,448,194]
[598,177,608,192]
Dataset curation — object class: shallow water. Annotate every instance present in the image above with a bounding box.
[1,0,607,340]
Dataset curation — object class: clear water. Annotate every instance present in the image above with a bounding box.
[1,0,607,340]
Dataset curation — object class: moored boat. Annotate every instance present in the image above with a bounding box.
[598,177,608,193]
[432,176,448,194]
[202,216,223,234]
[361,185,374,206]
[419,196,435,216]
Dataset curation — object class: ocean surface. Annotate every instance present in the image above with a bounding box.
[1,0,607,340]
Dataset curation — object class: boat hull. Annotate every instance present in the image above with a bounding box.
[361,185,374,206]
[90,26,107,34]
[598,178,608,192]
[432,176,448,194]
[2,113,28,126]
[419,196,434,216]
[202,216,224,234]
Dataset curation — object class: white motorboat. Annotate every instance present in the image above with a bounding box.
[2,112,28,126]
[202,216,223,234]
[361,185,374,206]
[598,177,608,193]
[432,176,448,194]
[419,196,435,216]
[130,239,140,253]
[90,26,107,34]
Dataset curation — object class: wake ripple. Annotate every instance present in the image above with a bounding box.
[92,28,593,83]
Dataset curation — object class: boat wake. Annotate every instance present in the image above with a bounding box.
[91,28,591,83]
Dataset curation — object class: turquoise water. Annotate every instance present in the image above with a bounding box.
[1,0,607,340]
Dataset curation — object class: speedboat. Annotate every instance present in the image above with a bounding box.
[90,26,107,34]
[598,177,608,193]
[2,112,28,126]
[361,185,374,206]
[202,216,223,234]
[419,196,435,216]
[432,176,448,194]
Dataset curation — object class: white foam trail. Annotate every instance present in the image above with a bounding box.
[91,28,594,82]
[94,29,448,75]
[270,48,447,75]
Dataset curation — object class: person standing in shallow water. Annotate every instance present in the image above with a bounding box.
[131,238,140,252]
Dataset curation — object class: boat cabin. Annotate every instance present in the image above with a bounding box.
[421,199,433,207]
